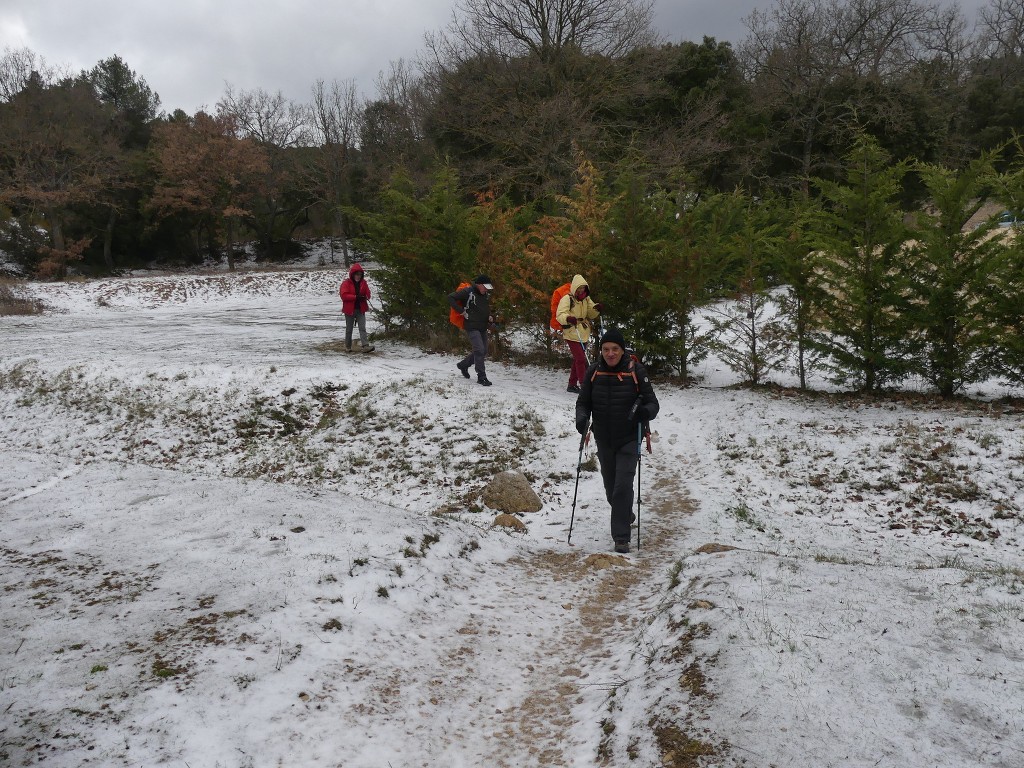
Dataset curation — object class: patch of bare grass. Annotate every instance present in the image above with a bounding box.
[0,279,44,315]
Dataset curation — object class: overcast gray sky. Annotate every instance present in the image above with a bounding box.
[0,0,991,115]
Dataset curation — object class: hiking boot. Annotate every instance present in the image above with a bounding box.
[457,362,471,379]
[614,540,630,554]
[477,377,493,387]
[344,345,353,352]
[567,384,581,393]
[361,344,375,352]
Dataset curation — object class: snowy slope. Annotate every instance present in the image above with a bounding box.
[1,268,1022,767]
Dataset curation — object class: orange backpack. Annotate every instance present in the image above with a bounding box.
[549,282,572,331]
[449,282,472,329]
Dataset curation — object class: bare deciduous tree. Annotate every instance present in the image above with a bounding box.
[374,59,430,141]
[739,0,943,191]
[423,0,657,104]
[359,60,435,193]
[741,0,936,87]
[975,0,1024,80]
[308,78,363,265]
[216,86,311,257]
[420,0,658,199]
[440,0,655,63]
[917,2,973,81]
[0,46,62,103]
[217,85,309,148]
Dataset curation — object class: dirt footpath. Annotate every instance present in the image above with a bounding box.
[461,448,701,766]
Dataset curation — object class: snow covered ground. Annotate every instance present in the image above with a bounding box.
[1,268,1023,767]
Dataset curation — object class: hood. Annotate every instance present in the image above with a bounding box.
[348,263,364,279]
[570,274,589,295]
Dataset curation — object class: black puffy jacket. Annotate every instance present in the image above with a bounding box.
[448,285,491,331]
[576,354,659,449]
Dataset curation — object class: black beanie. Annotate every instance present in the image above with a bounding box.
[600,328,626,349]
[474,274,492,286]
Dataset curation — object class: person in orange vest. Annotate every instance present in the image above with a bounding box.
[555,274,602,393]
[339,263,374,352]
[575,328,658,554]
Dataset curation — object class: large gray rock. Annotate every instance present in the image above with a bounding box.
[481,470,543,513]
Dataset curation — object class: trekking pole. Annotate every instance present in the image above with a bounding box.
[567,427,590,545]
[569,319,589,365]
[636,421,642,552]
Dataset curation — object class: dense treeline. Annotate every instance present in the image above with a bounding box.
[2,0,1024,394]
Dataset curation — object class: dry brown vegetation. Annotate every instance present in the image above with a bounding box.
[0,279,43,315]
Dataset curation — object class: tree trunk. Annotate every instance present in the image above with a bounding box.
[226,219,236,272]
[338,210,351,268]
[47,208,66,253]
[797,305,808,391]
[103,208,117,272]
[206,223,219,264]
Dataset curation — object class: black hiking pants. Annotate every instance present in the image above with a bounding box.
[596,438,638,543]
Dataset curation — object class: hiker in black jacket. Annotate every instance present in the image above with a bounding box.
[575,328,659,553]
[449,275,495,386]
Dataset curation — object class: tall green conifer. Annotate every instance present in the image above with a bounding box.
[706,192,788,385]
[989,145,1024,385]
[595,152,679,369]
[905,154,1002,396]
[351,162,479,334]
[808,135,913,392]
[773,194,821,390]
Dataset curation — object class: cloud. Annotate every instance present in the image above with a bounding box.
[651,0,760,45]
[4,0,454,114]
[3,0,1000,116]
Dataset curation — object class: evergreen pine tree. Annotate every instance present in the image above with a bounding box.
[350,162,479,335]
[706,192,789,385]
[807,135,914,392]
[595,151,681,370]
[773,194,821,390]
[905,154,1003,396]
[989,145,1024,385]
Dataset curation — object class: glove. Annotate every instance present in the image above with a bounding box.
[576,417,588,435]
[566,315,578,326]
[629,399,639,421]
[632,404,654,422]
[629,398,648,422]
[593,302,603,312]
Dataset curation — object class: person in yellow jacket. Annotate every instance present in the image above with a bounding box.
[556,274,603,393]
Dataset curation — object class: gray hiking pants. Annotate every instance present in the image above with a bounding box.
[345,312,368,348]
[460,328,488,377]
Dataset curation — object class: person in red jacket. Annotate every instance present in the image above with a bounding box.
[339,263,374,352]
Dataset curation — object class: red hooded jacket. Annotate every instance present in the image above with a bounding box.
[339,263,371,316]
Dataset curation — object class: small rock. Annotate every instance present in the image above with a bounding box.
[694,543,737,554]
[583,554,629,569]
[492,513,528,532]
